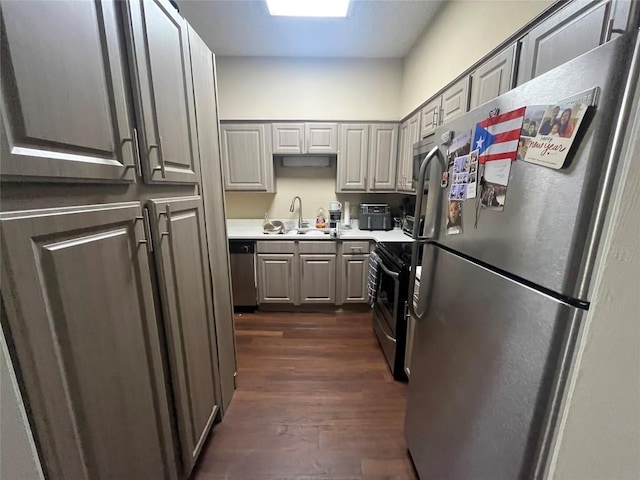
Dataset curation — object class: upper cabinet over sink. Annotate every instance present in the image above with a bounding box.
[272,122,338,154]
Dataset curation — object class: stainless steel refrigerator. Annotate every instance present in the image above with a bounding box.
[405,30,640,479]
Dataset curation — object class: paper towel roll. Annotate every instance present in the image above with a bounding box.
[343,201,351,227]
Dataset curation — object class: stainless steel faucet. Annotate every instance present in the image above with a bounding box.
[289,196,303,229]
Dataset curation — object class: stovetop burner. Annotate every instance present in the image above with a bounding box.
[376,241,419,270]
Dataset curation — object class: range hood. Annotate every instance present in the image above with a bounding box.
[278,155,334,168]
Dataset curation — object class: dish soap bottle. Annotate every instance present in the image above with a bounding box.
[315,208,326,229]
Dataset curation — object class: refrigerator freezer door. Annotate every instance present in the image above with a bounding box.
[405,244,583,480]
[424,31,639,302]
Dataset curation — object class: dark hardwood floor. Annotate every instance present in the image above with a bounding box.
[192,311,417,480]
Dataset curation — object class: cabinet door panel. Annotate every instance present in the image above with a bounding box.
[272,123,304,154]
[126,0,199,183]
[517,0,612,84]
[337,124,369,192]
[369,124,398,191]
[442,77,470,124]
[221,124,274,191]
[0,203,174,480]
[187,26,236,414]
[257,254,296,304]
[300,254,336,304]
[470,45,517,109]
[342,254,369,303]
[305,123,338,154]
[0,0,136,182]
[149,197,219,476]
[420,97,441,138]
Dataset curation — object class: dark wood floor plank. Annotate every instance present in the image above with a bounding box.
[191,311,417,480]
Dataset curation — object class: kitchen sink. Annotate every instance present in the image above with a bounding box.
[285,228,329,236]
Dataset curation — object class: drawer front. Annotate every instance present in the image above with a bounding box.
[298,241,337,254]
[342,241,370,254]
[257,241,295,254]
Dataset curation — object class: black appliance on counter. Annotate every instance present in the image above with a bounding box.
[371,241,420,381]
[359,204,392,231]
[402,215,425,239]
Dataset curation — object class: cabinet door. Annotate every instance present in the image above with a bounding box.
[300,254,337,304]
[470,44,517,109]
[257,254,297,304]
[0,0,137,183]
[0,203,175,480]
[396,121,410,191]
[441,76,470,124]
[305,122,338,154]
[420,97,441,138]
[342,254,369,303]
[369,124,399,191]
[272,123,304,154]
[126,0,199,183]
[149,196,219,477]
[187,26,236,414]
[517,0,614,85]
[221,124,274,192]
[337,124,369,192]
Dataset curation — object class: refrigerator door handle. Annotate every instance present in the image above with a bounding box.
[409,146,447,321]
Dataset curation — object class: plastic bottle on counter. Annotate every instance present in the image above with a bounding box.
[315,208,326,229]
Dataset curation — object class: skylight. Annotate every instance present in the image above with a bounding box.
[266,0,350,17]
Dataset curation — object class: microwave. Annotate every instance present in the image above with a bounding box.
[412,137,436,190]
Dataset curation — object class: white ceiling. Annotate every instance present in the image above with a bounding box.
[179,0,443,58]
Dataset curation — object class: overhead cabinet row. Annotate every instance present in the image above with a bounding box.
[1,0,199,184]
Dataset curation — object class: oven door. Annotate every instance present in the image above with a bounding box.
[375,259,401,337]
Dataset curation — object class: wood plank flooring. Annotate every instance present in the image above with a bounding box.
[192,311,417,480]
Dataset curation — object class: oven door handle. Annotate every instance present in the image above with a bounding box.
[378,260,399,279]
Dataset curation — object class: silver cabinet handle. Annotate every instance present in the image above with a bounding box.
[150,136,166,178]
[159,204,172,238]
[432,108,438,128]
[121,129,142,178]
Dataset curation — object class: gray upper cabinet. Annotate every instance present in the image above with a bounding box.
[369,124,399,191]
[272,123,304,154]
[300,254,337,304]
[441,76,470,124]
[397,112,420,193]
[125,0,199,184]
[420,97,442,139]
[517,0,627,85]
[148,196,220,477]
[272,122,338,154]
[470,44,517,109]
[0,202,176,480]
[0,0,137,183]
[337,123,369,192]
[220,123,275,192]
[305,123,338,154]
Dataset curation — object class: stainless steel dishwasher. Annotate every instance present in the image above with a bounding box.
[229,240,257,309]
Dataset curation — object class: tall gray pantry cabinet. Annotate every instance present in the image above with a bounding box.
[0,1,236,479]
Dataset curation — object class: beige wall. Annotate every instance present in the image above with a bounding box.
[546,79,640,480]
[216,56,402,120]
[400,0,553,117]
[225,162,406,220]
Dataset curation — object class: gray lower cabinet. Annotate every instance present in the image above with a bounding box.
[341,254,370,303]
[125,0,200,184]
[220,123,275,192]
[257,253,297,303]
[470,44,517,109]
[517,0,632,85]
[148,196,220,477]
[0,0,137,183]
[300,254,337,304]
[0,202,176,480]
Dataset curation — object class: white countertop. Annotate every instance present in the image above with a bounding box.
[227,219,412,243]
